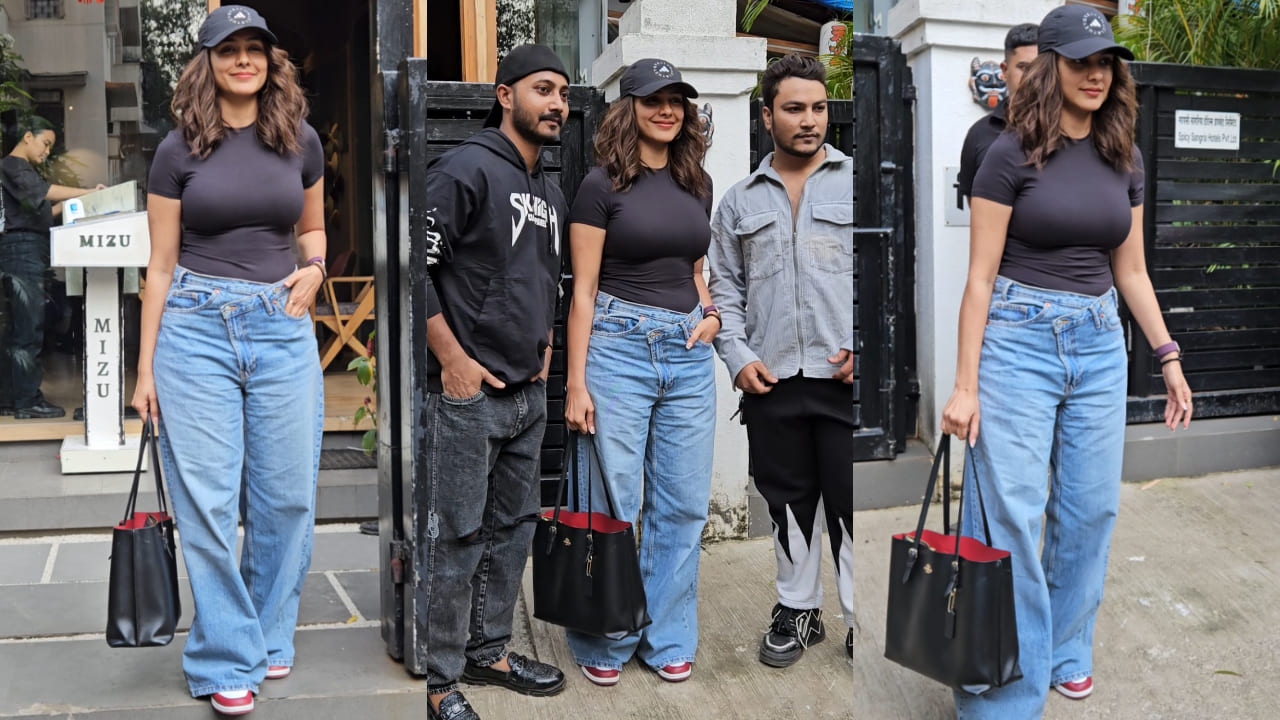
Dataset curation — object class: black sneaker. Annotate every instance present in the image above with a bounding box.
[428,691,480,720]
[759,603,826,668]
[845,627,854,659]
[14,399,66,419]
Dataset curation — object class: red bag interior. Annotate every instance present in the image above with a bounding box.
[893,529,1010,562]
[116,511,171,530]
[541,509,631,534]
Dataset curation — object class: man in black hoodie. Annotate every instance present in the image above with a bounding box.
[417,44,569,720]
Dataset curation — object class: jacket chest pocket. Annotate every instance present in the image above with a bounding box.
[735,210,784,281]
[808,202,853,275]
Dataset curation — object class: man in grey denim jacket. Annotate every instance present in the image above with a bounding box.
[709,54,854,670]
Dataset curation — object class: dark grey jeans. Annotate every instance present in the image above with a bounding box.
[412,380,546,691]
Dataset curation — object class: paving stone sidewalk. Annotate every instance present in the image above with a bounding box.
[852,467,1280,720]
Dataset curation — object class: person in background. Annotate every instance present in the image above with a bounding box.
[942,6,1193,717]
[0,115,105,419]
[132,6,325,715]
[957,23,1039,205]
[563,58,717,687]
[417,44,569,720]
[708,54,855,668]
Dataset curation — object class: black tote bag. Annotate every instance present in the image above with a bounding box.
[883,435,1022,692]
[106,417,182,648]
[531,433,651,637]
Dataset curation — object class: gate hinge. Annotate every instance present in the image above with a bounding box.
[383,129,401,174]
[904,85,918,102]
[389,538,411,585]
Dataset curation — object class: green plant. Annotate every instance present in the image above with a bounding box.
[1115,0,1280,69]
[821,20,852,100]
[347,332,377,455]
[0,33,32,116]
[742,0,853,99]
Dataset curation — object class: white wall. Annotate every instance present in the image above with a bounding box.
[591,0,766,539]
[889,0,1057,448]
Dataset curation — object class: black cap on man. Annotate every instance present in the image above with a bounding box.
[483,44,571,129]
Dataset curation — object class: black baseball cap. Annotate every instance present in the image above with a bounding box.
[483,44,571,128]
[198,5,277,48]
[1037,4,1134,60]
[619,58,698,100]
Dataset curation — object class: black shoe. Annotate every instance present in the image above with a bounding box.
[428,691,480,720]
[0,406,13,416]
[462,651,566,696]
[358,519,379,536]
[845,627,854,659]
[759,603,826,668]
[14,399,66,419]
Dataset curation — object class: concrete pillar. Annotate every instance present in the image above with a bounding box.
[888,0,1056,450]
[590,0,766,539]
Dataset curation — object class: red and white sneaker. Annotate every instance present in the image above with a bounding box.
[580,665,620,687]
[265,665,291,679]
[657,662,692,682]
[1053,676,1093,699]
[210,690,254,715]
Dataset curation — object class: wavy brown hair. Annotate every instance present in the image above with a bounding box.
[170,42,309,159]
[1007,50,1137,172]
[593,95,709,199]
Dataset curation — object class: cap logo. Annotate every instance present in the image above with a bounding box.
[652,61,674,79]
[229,8,250,24]
[1082,11,1107,36]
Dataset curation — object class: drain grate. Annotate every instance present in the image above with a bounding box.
[318,449,377,471]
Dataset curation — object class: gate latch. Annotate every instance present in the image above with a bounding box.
[389,539,411,585]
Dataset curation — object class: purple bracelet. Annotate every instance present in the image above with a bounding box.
[702,304,718,316]
[1153,340,1180,358]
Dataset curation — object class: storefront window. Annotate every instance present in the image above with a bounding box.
[1,0,376,441]
[1,0,205,438]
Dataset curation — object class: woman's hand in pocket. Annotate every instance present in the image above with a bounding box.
[564,383,596,435]
[686,315,720,348]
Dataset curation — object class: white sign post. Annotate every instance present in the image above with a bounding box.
[1174,110,1241,151]
[49,195,150,474]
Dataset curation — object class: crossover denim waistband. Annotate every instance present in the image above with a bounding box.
[171,265,293,318]
[593,291,703,341]
[993,275,1118,331]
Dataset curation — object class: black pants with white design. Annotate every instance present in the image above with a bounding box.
[743,376,854,627]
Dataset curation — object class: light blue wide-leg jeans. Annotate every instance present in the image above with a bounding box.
[954,276,1127,719]
[565,292,716,671]
[154,266,323,697]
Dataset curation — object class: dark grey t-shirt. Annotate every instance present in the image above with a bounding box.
[570,165,712,312]
[1,155,52,233]
[972,132,1144,296]
[148,124,324,283]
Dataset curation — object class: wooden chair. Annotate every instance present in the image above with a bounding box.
[311,250,376,371]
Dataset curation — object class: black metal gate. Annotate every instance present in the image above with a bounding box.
[1127,62,1280,422]
[375,59,602,670]
[750,35,916,460]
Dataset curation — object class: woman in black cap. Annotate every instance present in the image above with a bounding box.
[562,58,717,686]
[132,5,325,715]
[942,5,1191,717]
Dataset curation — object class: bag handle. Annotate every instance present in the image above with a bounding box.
[544,431,601,553]
[120,416,168,525]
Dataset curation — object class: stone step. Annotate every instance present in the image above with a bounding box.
[0,434,376,534]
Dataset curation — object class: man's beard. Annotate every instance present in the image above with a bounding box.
[512,96,563,145]
[773,132,824,159]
